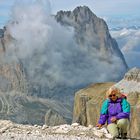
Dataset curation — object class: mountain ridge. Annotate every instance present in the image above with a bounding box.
[0,6,128,125]
[55,6,128,70]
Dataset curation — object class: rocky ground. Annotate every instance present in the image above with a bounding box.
[0,120,134,140]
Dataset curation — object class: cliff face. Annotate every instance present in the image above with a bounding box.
[55,6,128,69]
[0,63,27,93]
[0,28,27,93]
[73,82,114,126]
[115,68,140,138]
[73,67,140,139]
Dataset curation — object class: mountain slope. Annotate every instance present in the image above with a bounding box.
[0,5,128,125]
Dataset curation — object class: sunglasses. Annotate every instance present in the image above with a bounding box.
[109,94,116,98]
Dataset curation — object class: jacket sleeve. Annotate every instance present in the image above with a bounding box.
[116,98,130,119]
[98,99,109,125]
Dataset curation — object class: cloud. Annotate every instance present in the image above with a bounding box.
[111,28,140,68]
[3,0,127,98]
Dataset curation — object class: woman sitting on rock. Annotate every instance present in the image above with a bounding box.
[96,86,130,139]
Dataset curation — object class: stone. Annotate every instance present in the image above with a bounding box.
[45,109,67,126]
[73,82,114,126]
[73,67,140,139]
[71,123,80,127]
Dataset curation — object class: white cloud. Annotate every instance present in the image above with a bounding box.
[2,0,127,97]
[111,28,140,68]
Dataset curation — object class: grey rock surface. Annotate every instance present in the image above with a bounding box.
[0,120,112,140]
[73,82,114,126]
[73,67,140,139]
[0,120,136,140]
[115,67,140,138]
[0,92,72,125]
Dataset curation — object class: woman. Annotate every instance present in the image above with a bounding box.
[96,86,130,139]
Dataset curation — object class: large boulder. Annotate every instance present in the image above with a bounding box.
[115,67,140,139]
[73,82,114,126]
[45,109,67,126]
[73,67,140,139]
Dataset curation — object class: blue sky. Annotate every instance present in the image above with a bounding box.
[0,0,140,28]
[50,0,140,16]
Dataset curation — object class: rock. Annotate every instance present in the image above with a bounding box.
[88,125,93,128]
[99,127,109,134]
[115,67,140,139]
[54,125,71,134]
[26,131,31,134]
[104,133,113,139]
[55,6,128,71]
[73,82,114,126]
[73,67,140,139]
[0,120,136,139]
[34,125,38,127]
[45,109,67,126]
[42,125,49,130]
[93,130,104,138]
[0,91,71,125]
[71,123,80,127]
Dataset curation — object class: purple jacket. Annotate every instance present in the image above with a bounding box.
[98,98,130,125]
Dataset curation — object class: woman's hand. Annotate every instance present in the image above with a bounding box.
[96,123,103,128]
[110,117,117,123]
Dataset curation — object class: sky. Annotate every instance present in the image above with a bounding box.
[0,0,140,28]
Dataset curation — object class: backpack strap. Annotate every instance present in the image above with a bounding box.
[100,99,109,115]
[121,98,130,113]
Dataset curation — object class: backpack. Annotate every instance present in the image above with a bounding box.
[120,93,127,99]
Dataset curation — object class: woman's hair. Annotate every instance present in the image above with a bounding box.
[106,86,121,98]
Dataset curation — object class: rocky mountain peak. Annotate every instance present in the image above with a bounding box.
[72,6,97,23]
[55,6,127,69]
[55,6,103,27]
